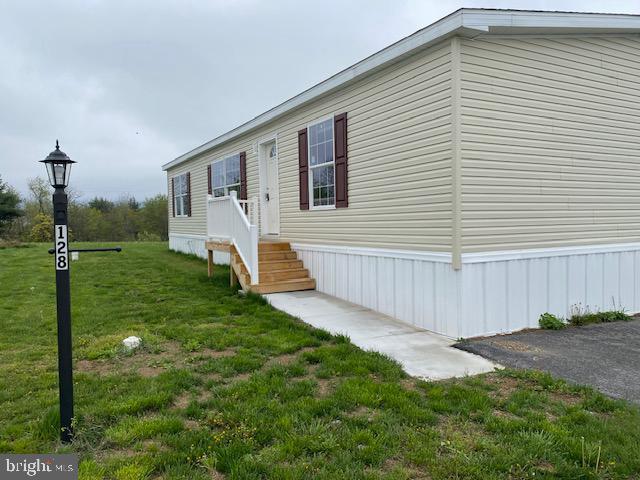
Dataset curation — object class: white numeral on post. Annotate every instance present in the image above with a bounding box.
[55,225,68,271]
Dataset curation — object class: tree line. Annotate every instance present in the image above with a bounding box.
[0,175,168,243]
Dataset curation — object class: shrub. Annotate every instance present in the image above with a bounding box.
[538,312,565,330]
[29,213,53,242]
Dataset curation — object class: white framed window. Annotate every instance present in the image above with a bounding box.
[211,153,241,197]
[174,173,189,216]
[308,117,335,208]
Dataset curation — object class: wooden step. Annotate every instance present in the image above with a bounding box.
[258,242,291,252]
[231,254,248,275]
[251,278,316,294]
[259,259,303,271]
[230,259,250,290]
[259,251,297,261]
[259,268,309,283]
[226,242,315,294]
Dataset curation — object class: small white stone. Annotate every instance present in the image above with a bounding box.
[122,336,142,350]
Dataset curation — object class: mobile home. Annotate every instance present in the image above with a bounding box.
[163,9,640,338]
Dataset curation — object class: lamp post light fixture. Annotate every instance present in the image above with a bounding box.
[40,140,75,443]
[41,140,75,189]
[40,141,122,443]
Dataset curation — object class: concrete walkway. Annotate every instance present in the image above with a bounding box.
[264,290,497,380]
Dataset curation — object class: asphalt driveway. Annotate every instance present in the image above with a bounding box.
[456,319,640,404]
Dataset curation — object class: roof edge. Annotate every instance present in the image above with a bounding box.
[163,8,640,171]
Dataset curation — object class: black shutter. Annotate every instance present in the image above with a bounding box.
[239,151,247,200]
[186,172,192,217]
[207,164,212,195]
[298,129,309,210]
[171,177,175,217]
[334,112,348,208]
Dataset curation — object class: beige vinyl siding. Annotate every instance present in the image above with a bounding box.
[168,40,453,251]
[460,34,640,253]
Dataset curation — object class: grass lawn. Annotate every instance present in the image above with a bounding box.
[1,242,639,479]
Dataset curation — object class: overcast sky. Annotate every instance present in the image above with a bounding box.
[0,0,638,201]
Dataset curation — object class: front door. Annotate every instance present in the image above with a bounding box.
[264,142,280,235]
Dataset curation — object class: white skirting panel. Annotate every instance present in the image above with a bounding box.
[292,243,461,338]
[291,242,640,339]
[460,247,640,338]
[169,234,230,264]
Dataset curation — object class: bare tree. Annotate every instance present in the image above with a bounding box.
[27,176,51,214]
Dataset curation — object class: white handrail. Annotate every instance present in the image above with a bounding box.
[206,191,259,285]
[238,198,259,226]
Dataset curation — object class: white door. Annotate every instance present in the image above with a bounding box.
[265,142,280,235]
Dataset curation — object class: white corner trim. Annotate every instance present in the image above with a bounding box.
[462,242,640,263]
[290,243,452,263]
[450,36,462,271]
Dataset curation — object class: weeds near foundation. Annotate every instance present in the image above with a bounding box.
[568,302,632,326]
[539,303,634,329]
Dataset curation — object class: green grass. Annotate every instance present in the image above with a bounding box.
[2,242,640,479]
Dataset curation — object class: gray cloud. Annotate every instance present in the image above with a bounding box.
[0,0,637,200]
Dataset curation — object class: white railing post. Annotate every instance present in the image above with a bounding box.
[250,224,259,284]
[252,196,259,227]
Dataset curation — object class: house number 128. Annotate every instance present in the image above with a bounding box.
[55,225,69,271]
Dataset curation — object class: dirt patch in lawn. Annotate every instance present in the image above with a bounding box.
[193,347,236,360]
[482,373,521,399]
[172,392,192,410]
[222,372,252,385]
[346,406,379,421]
[263,347,317,368]
[548,390,583,407]
[491,409,519,420]
[400,378,420,392]
[315,378,334,397]
[184,419,200,430]
[95,447,138,462]
[77,343,180,377]
[76,356,163,378]
[77,343,240,378]
[378,458,431,479]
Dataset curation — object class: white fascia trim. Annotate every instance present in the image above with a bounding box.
[290,243,452,263]
[163,9,640,172]
[462,242,640,263]
[462,9,640,29]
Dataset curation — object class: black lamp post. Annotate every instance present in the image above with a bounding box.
[40,140,76,443]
